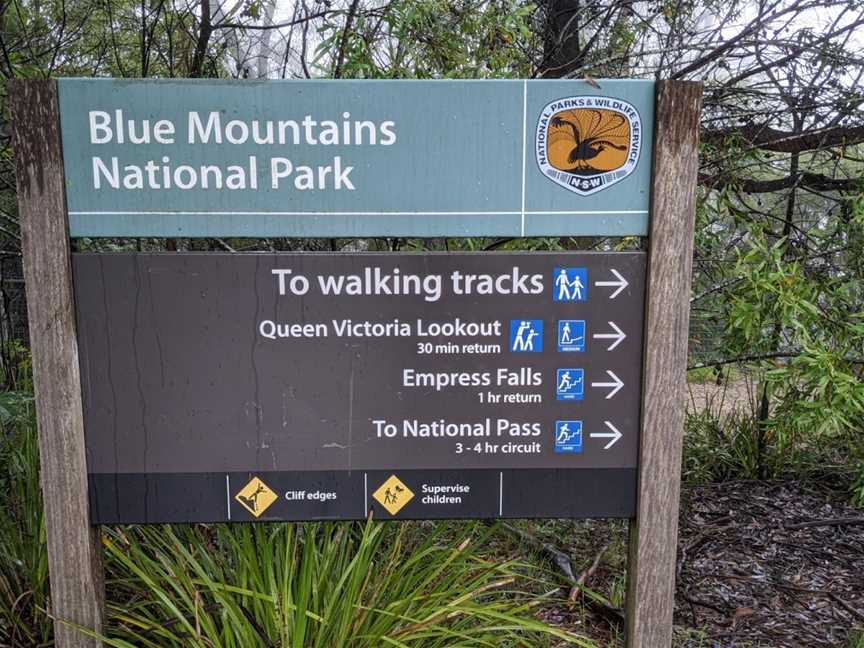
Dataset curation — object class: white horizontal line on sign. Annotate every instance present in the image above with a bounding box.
[68,210,650,216]
[527,210,649,215]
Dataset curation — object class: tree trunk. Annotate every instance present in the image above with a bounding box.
[539,0,582,78]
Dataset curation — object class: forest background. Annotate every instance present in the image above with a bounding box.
[0,0,862,646]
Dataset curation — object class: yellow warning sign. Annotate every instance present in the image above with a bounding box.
[372,475,414,515]
[235,477,278,518]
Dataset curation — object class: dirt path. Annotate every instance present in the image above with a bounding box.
[535,480,864,647]
[675,479,864,647]
[686,376,758,418]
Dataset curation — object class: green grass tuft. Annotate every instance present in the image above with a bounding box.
[99,520,593,647]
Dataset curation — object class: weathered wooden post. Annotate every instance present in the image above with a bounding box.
[9,79,105,647]
[625,80,703,647]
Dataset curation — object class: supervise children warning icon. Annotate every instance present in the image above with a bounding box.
[235,477,279,518]
[536,96,641,195]
[373,475,415,515]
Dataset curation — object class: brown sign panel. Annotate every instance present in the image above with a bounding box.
[73,252,646,522]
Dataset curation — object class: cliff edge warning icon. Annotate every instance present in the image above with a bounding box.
[536,96,641,196]
[235,477,278,518]
[373,475,414,515]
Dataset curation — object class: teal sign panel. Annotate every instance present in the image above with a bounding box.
[58,79,654,238]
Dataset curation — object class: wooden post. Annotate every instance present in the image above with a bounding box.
[9,79,105,647]
[625,80,703,647]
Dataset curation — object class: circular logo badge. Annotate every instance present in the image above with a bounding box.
[536,96,642,196]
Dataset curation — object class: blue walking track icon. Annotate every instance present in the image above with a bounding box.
[552,267,588,302]
[509,320,544,352]
[557,319,586,352]
[556,369,584,401]
[555,421,583,453]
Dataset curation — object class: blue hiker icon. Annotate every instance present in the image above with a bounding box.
[552,267,588,302]
[557,320,586,352]
[555,421,583,453]
[556,368,584,401]
[509,320,543,353]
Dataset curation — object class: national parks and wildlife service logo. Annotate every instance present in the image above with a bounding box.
[536,96,641,196]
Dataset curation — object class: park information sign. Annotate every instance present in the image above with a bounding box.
[58,78,653,238]
[74,252,645,523]
[55,77,658,522]
[12,78,702,647]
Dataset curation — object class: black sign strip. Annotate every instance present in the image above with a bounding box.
[77,252,646,522]
[89,469,636,523]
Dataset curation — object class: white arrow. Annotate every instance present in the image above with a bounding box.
[592,321,626,351]
[590,421,623,450]
[590,370,624,399]
[594,269,629,299]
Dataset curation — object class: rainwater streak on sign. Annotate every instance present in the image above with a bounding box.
[58,78,654,238]
[74,252,646,523]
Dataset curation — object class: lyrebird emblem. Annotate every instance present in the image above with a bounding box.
[549,110,629,171]
[536,96,641,195]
